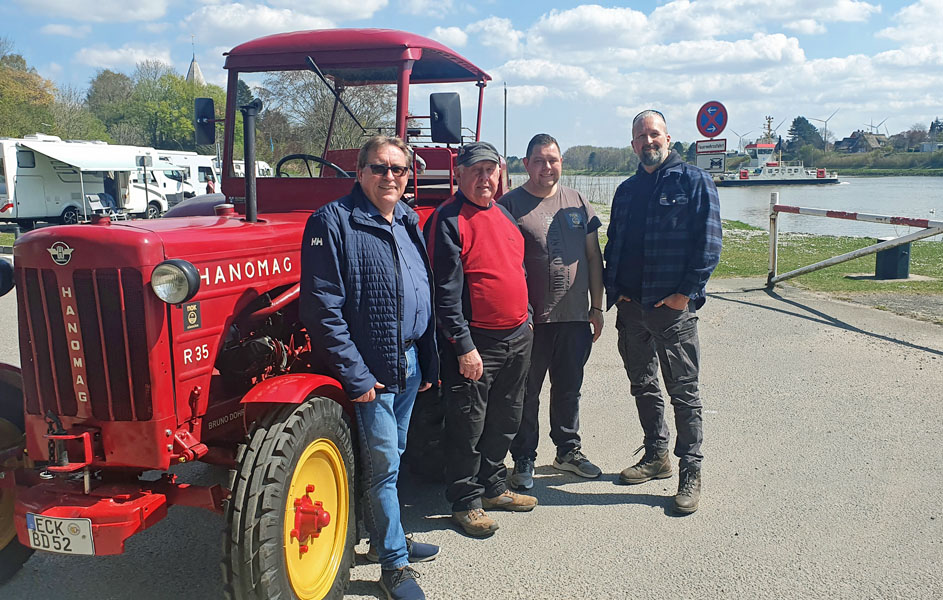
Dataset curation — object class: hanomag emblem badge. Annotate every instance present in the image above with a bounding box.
[47,241,74,266]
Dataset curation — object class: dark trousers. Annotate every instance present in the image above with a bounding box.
[510,321,593,462]
[615,300,703,470]
[442,328,533,511]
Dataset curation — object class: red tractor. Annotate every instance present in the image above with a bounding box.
[0,28,500,599]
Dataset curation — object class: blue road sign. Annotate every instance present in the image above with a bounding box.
[697,101,728,138]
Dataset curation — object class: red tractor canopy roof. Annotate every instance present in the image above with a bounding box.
[225,28,490,85]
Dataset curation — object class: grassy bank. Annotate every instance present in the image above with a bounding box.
[0,232,13,247]
[716,221,943,293]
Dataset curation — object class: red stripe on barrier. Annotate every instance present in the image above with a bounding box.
[776,205,800,214]
[824,210,860,221]
[889,216,931,228]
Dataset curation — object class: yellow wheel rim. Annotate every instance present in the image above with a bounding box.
[283,437,349,600]
[0,418,24,549]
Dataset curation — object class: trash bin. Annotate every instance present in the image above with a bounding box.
[874,237,911,280]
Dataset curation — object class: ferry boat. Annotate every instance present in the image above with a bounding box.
[716,117,839,187]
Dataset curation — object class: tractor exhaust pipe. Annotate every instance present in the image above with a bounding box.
[240,99,263,223]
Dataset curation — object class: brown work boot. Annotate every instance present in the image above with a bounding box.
[482,489,538,512]
[451,508,499,537]
[674,467,701,514]
[619,446,673,484]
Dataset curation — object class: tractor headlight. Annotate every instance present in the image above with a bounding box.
[151,259,200,304]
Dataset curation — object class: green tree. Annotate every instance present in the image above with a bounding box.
[787,116,822,155]
[0,38,55,137]
[86,69,135,141]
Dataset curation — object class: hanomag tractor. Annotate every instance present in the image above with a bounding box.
[0,28,499,599]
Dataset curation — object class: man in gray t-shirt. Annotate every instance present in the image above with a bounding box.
[499,133,605,490]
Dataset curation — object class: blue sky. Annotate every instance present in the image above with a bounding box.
[2,0,941,155]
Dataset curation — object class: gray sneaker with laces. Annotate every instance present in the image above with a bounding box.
[509,458,535,490]
[552,449,602,478]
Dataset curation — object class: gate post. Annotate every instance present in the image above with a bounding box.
[767,191,779,287]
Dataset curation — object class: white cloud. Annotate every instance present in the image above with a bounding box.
[504,85,562,107]
[267,0,388,20]
[429,26,467,48]
[877,0,942,45]
[784,19,826,35]
[74,43,173,70]
[40,24,91,39]
[180,4,335,47]
[467,17,523,56]
[528,5,649,51]
[494,59,612,98]
[400,0,453,18]
[15,0,169,22]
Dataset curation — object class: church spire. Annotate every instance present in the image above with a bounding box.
[186,34,206,86]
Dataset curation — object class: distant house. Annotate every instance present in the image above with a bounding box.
[918,142,943,153]
[833,130,889,153]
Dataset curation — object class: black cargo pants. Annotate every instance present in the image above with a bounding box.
[615,299,703,470]
[442,327,533,511]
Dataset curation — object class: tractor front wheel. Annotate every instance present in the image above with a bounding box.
[0,381,33,583]
[223,396,355,600]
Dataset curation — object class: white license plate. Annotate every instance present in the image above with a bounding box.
[26,513,95,555]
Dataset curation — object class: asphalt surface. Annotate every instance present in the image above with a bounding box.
[1,278,941,599]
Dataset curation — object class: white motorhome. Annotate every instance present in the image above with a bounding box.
[0,135,170,227]
[156,150,219,191]
[229,159,274,178]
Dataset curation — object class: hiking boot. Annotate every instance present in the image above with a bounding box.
[553,449,602,479]
[674,467,701,514]
[619,446,673,484]
[366,536,440,564]
[509,458,535,490]
[452,508,499,537]
[379,565,425,600]
[482,489,538,512]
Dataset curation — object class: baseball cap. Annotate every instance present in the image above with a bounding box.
[456,141,500,167]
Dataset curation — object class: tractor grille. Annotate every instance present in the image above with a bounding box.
[17,267,153,421]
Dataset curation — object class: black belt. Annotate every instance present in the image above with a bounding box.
[403,339,416,351]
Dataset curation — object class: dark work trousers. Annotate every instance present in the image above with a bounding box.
[615,299,703,470]
[442,327,533,511]
[510,321,593,462]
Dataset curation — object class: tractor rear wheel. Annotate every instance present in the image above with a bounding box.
[0,381,33,583]
[223,396,355,600]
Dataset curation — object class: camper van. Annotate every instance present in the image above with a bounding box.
[155,150,218,196]
[0,134,170,227]
[156,150,219,185]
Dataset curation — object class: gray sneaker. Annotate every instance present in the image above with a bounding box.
[509,458,535,490]
[552,449,602,479]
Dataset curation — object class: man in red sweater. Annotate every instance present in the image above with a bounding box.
[425,141,537,538]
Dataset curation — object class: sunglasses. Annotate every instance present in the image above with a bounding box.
[366,164,410,177]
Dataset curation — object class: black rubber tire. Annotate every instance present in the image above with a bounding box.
[0,381,34,583]
[60,206,81,225]
[145,202,162,219]
[222,397,355,600]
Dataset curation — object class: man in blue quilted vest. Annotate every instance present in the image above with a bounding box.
[301,135,438,600]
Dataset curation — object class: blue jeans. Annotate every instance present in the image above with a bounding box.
[354,345,421,570]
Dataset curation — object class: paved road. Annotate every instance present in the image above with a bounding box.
[1,279,941,599]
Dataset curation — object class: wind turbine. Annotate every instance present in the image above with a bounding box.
[729,129,753,154]
[809,108,839,152]
[864,118,888,134]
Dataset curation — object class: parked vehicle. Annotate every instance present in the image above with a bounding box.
[0,28,497,599]
[0,135,171,226]
[155,150,219,192]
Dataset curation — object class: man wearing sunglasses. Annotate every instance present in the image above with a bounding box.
[425,141,537,539]
[301,135,437,600]
[603,110,722,515]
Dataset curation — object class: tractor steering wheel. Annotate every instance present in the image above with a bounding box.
[275,154,352,178]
